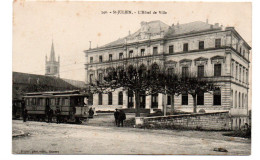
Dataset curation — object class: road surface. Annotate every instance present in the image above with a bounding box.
[12,120,250,155]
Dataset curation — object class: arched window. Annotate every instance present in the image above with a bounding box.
[235,91,237,108]
[167,68,174,76]
[151,63,159,74]
[98,93,102,105]
[231,90,233,107]
[108,92,113,105]
[213,88,221,105]
[118,92,123,105]
[238,92,241,108]
[242,93,244,108]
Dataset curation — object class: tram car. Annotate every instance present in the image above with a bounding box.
[22,90,89,123]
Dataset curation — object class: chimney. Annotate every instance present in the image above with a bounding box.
[215,23,219,27]
[177,22,179,28]
[206,19,208,24]
[89,41,91,49]
[128,30,131,36]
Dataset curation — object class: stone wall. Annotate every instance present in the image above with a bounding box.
[137,111,232,131]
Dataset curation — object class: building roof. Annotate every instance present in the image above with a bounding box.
[13,71,78,90]
[101,20,221,48]
[62,78,86,89]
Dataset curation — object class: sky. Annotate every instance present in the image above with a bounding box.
[13,1,252,82]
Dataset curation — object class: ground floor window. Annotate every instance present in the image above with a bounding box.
[88,93,93,105]
[118,92,123,105]
[182,93,188,105]
[197,92,204,105]
[98,93,102,105]
[167,95,171,105]
[213,88,221,105]
[108,92,113,105]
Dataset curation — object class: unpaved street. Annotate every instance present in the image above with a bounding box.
[12,120,250,155]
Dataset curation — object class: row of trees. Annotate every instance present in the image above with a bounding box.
[88,63,217,117]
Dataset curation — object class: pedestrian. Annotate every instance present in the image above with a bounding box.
[23,108,28,122]
[118,110,126,127]
[55,108,61,124]
[47,108,53,123]
[114,109,119,126]
[88,107,94,118]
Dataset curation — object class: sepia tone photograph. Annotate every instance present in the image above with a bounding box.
[12,0,252,155]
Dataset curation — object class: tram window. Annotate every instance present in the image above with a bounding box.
[50,99,55,105]
[64,98,69,106]
[32,98,36,105]
[56,98,60,105]
[26,99,29,105]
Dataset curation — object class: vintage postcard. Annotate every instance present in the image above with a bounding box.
[12,0,251,155]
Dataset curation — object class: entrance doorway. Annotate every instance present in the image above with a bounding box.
[140,91,146,109]
[128,90,134,108]
[151,93,158,108]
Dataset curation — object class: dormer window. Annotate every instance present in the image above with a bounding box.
[129,50,133,58]
[199,41,204,50]
[141,49,145,56]
[169,45,174,54]
[109,54,112,61]
[153,47,158,55]
[119,53,123,60]
[215,39,221,48]
[90,57,93,63]
[183,43,188,52]
[99,56,103,62]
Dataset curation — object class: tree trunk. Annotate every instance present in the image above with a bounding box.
[163,94,167,116]
[192,94,197,113]
[171,94,175,114]
[134,91,141,117]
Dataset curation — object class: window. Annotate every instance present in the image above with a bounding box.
[88,93,93,105]
[231,90,233,107]
[167,95,171,105]
[246,71,248,83]
[239,67,241,81]
[242,69,244,82]
[242,93,244,108]
[169,45,174,54]
[118,92,123,105]
[214,64,221,77]
[199,41,204,50]
[119,53,123,60]
[238,92,241,108]
[108,92,113,105]
[197,66,204,78]
[98,93,102,105]
[197,92,204,105]
[182,67,189,78]
[129,50,133,58]
[183,43,188,52]
[98,73,103,82]
[55,98,60,105]
[182,93,188,105]
[231,63,234,77]
[89,74,93,83]
[90,57,93,63]
[243,50,245,57]
[109,54,112,61]
[47,67,50,73]
[167,68,174,75]
[54,66,58,73]
[239,47,242,54]
[99,56,103,62]
[141,49,145,56]
[213,88,221,105]
[236,65,238,79]
[215,39,221,48]
[153,47,158,55]
[235,91,237,107]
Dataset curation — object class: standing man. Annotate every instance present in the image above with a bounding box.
[47,108,53,123]
[55,108,61,124]
[88,107,94,118]
[118,110,126,127]
[114,109,119,126]
[23,108,28,122]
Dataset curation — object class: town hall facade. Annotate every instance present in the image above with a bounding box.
[84,20,251,129]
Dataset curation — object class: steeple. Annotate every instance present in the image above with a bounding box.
[50,40,56,62]
[45,39,60,78]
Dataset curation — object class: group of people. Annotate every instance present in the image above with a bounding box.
[46,108,61,124]
[114,109,126,127]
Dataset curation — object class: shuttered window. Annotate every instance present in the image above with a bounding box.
[198,65,204,78]
[214,64,221,77]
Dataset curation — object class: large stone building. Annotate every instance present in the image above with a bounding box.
[84,20,251,129]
